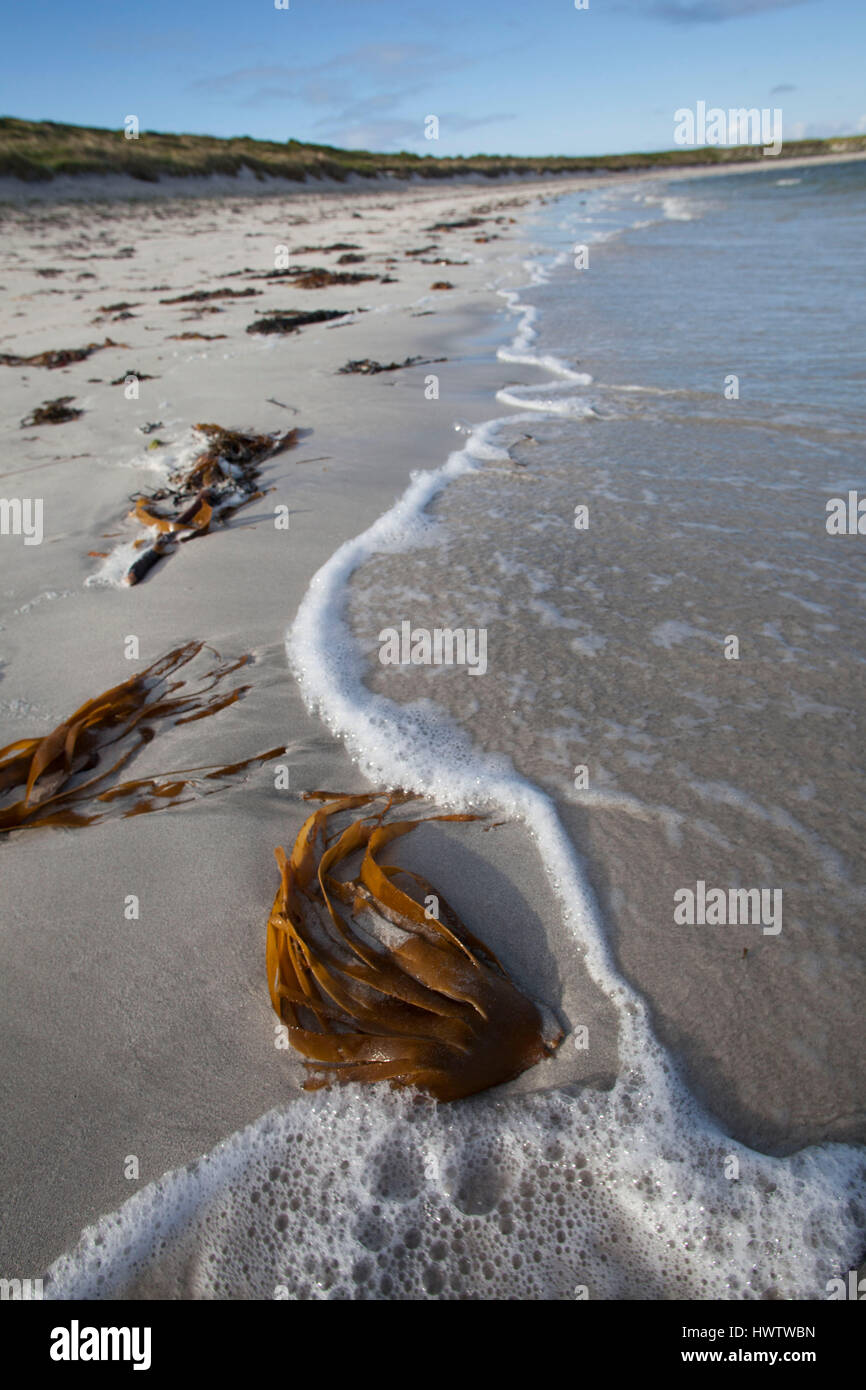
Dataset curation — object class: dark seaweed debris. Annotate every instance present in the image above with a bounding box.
[159,287,260,305]
[246,309,346,335]
[0,339,123,369]
[337,356,446,376]
[428,217,487,231]
[267,790,562,1102]
[110,370,157,385]
[20,396,82,426]
[246,267,376,288]
[0,641,285,831]
[292,242,361,254]
[429,281,454,291]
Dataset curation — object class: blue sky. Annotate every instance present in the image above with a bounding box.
[2,0,864,156]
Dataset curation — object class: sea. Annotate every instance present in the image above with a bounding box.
[47,161,866,1300]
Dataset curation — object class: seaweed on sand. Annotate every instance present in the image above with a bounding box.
[158,287,260,304]
[337,356,446,376]
[267,791,562,1102]
[246,309,346,335]
[20,396,82,426]
[427,217,487,231]
[0,641,284,832]
[110,370,157,385]
[0,339,124,369]
[124,423,298,584]
[246,267,376,288]
[292,243,362,253]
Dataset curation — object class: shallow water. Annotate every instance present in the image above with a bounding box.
[347,163,866,1157]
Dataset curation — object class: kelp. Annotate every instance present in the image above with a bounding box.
[292,243,361,253]
[428,217,487,231]
[110,371,157,385]
[430,281,455,291]
[0,338,123,369]
[168,332,228,341]
[0,640,284,832]
[20,396,81,426]
[247,267,376,287]
[246,309,346,336]
[123,422,298,585]
[267,791,561,1102]
[159,287,259,304]
[337,356,446,376]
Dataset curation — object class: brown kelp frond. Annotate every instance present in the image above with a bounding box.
[120,423,298,585]
[0,641,282,832]
[267,792,562,1102]
[20,396,82,426]
[0,339,124,369]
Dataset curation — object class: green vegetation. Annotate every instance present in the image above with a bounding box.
[1,116,864,185]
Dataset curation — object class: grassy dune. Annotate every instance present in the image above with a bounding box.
[2,116,865,184]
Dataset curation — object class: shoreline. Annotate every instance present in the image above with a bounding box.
[2,148,865,206]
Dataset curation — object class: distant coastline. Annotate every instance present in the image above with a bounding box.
[2,115,865,187]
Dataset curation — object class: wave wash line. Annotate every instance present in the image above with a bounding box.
[285,270,866,1299]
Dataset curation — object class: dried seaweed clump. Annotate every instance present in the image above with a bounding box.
[168,332,227,341]
[20,396,81,427]
[248,266,376,288]
[246,309,346,336]
[0,339,123,369]
[428,217,486,231]
[0,641,283,832]
[267,791,561,1102]
[124,422,297,584]
[159,287,260,304]
[337,356,445,376]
